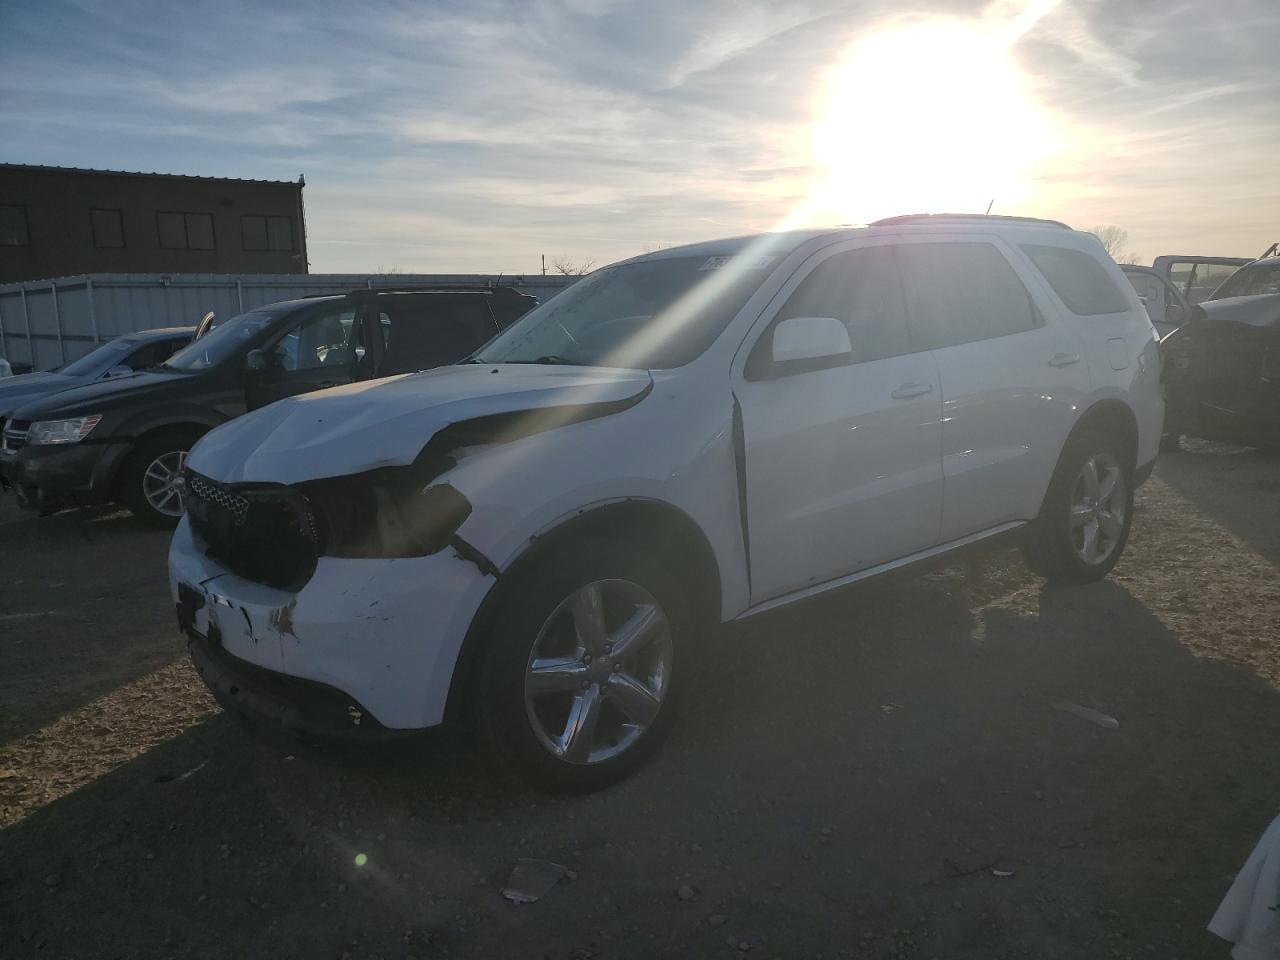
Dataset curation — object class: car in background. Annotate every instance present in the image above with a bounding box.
[1,286,535,526]
[1121,264,1192,337]
[1161,292,1280,450]
[0,327,194,460]
[0,357,12,378]
[1204,254,1280,301]
[170,214,1163,791]
[1152,255,1252,305]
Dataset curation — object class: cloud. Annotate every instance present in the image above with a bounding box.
[1,0,1277,271]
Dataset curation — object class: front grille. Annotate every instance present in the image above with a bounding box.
[2,419,30,452]
[185,468,322,590]
[185,470,250,525]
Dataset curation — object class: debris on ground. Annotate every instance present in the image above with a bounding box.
[1053,701,1120,729]
[501,859,568,904]
[677,884,696,901]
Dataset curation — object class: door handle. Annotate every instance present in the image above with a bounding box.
[890,382,933,400]
[1048,352,1081,368]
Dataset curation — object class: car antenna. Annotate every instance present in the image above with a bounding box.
[985,198,995,215]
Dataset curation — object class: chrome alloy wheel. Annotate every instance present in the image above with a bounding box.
[523,579,673,765]
[142,450,188,517]
[1069,451,1126,566]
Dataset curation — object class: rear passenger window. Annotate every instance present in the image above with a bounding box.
[896,242,1042,350]
[769,246,912,368]
[1021,244,1130,315]
[379,295,497,376]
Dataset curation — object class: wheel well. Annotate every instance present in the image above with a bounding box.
[442,499,722,723]
[1035,400,1139,518]
[113,423,209,496]
[1070,400,1139,473]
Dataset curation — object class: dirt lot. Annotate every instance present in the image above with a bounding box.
[2,442,1279,959]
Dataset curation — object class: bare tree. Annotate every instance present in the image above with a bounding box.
[1091,225,1140,265]
[550,256,596,276]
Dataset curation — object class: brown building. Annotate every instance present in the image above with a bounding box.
[0,164,308,284]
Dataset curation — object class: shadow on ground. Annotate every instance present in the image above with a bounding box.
[3,560,1277,959]
[0,501,178,741]
[1157,441,1280,567]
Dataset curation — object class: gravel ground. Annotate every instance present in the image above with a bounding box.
[2,441,1279,959]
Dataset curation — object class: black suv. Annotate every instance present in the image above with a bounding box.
[0,286,534,526]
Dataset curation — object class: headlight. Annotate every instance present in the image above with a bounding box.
[27,415,102,445]
[301,469,472,559]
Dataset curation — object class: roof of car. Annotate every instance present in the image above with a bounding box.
[869,213,1072,230]
[125,326,197,340]
[628,214,1086,267]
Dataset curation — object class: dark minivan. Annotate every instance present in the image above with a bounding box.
[0,286,535,526]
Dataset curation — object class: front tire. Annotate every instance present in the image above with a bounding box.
[475,538,693,792]
[1021,429,1134,583]
[121,432,195,529]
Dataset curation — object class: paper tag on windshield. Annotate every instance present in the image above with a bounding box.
[699,255,776,271]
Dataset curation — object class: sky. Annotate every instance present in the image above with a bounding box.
[2,0,1278,275]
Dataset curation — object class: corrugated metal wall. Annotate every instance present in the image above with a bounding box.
[0,273,579,370]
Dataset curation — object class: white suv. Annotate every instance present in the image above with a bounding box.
[170,215,1163,790]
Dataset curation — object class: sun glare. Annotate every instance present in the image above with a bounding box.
[810,17,1060,224]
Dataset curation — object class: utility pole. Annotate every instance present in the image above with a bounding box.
[541,254,546,276]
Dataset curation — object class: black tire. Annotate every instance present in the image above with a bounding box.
[1021,428,1135,584]
[475,537,694,793]
[121,430,197,529]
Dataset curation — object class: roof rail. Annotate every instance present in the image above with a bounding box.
[344,281,510,297]
[870,213,1072,230]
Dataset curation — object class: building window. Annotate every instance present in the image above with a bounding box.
[242,214,294,252]
[91,208,125,248]
[0,204,30,246]
[157,211,215,250]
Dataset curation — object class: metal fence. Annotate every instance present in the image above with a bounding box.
[0,272,579,370]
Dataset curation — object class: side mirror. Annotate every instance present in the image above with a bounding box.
[772,316,852,364]
[245,349,267,373]
[104,364,133,378]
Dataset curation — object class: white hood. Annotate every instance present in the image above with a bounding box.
[188,364,653,484]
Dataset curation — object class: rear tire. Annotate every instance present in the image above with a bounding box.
[121,431,197,529]
[475,537,694,792]
[1021,429,1134,584]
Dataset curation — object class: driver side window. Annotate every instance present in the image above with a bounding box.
[122,340,178,372]
[748,246,912,379]
[270,308,356,373]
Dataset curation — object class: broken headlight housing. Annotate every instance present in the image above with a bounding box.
[301,468,472,559]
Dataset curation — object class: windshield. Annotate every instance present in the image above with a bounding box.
[164,311,277,371]
[1212,262,1280,299]
[58,338,137,377]
[472,254,773,369]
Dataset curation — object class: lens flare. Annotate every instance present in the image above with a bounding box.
[810,16,1060,224]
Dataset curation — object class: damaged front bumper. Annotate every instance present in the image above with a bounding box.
[169,517,496,732]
